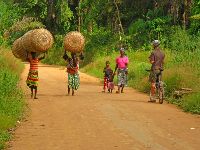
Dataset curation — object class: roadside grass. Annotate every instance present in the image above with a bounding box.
[0,48,25,149]
[181,93,200,114]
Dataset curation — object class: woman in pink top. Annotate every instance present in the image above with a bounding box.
[114,48,129,93]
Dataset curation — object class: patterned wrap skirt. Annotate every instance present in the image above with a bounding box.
[117,68,127,86]
[26,70,39,88]
[68,73,80,90]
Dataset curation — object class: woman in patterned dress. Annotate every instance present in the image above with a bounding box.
[114,48,129,94]
[26,52,45,99]
[63,51,84,96]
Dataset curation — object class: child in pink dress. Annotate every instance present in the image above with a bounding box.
[102,61,112,92]
[108,70,115,93]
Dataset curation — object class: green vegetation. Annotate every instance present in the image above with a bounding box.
[0,48,25,149]
[0,1,199,149]
[0,0,199,131]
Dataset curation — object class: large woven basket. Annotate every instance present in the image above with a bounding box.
[64,31,85,53]
[12,37,27,61]
[22,28,54,52]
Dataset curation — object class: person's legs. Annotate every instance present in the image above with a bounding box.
[103,77,107,92]
[150,82,156,96]
[34,87,38,99]
[116,85,121,93]
[27,70,38,99]
[149,70,157,102]
[72,73,80,96]
[31,87,33,98]
[68,85,70,95]
[116,70,121,93]
[121,85,125,93]
[68,73,72,95]
[119,70,126,93]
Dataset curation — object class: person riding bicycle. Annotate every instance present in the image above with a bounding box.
[148,40,165,102]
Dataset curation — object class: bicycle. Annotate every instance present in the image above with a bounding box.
[146,69,165,104]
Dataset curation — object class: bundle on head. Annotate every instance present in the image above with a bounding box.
[22,28,54,52]
[64,31,85,53]
[12,37,27,61]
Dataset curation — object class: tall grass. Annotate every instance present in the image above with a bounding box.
[0,48,24,149]
[181,93,200,114]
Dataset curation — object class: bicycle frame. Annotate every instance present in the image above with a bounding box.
[147,69,165,104]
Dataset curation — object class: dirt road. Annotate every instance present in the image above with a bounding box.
[8,64,200,150]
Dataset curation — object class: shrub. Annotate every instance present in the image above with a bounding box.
[181,93,200,114]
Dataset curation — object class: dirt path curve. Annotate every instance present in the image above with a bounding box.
[8,64,200,150]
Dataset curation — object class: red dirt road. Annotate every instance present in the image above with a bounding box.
[8,64,200,150]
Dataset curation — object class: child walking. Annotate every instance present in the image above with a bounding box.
[26,52,45,99]
[108,70,115,93]
[102,61,113,92]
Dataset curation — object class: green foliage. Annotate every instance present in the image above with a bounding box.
[0,1,46,46]
[60,1,74,32]
[80,0,112,27]
[42,34,66,66]
[6,17,46,45]
[128,19,148,48]
[87,28,113,47]
[167,27,197,52]
[128,19,145,35]
[0,131,10,150]
[181,93,200,114]
[82,28,116,65]
[0,0,200,116]
[0,48,25,149]
[127,15,171,48]
[17,0,47,19]
[164,73,182,96]
[0,1,22,45]
[0,1,21,31]
[190,14,200,20]
[42,47,66,66]
[192,0,200,15]
[189,0,200,34]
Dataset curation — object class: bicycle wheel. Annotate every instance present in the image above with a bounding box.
[149,90,156,102]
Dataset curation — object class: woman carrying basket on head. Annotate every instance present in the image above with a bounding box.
[26,52,45,99]
[63,51,84,96]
